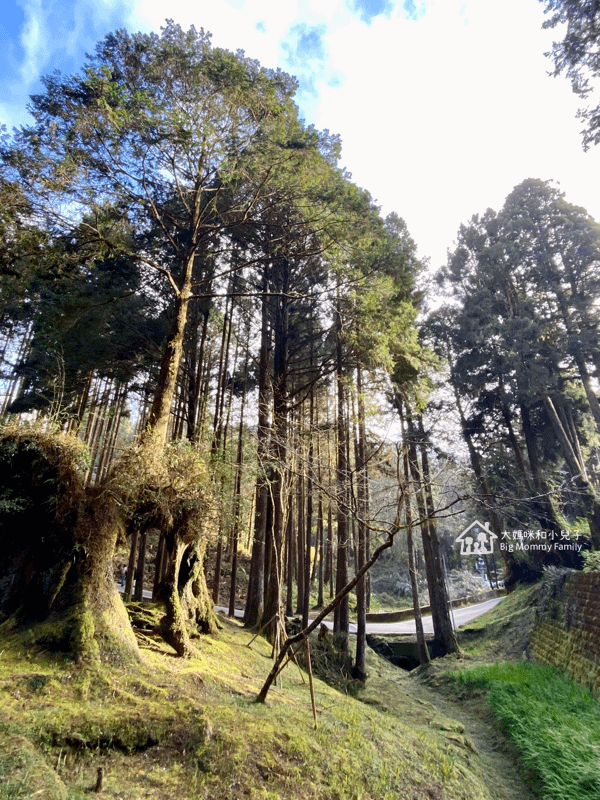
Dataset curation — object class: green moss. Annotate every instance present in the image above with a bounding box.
[0,611,535,800]
[0,731,67,800]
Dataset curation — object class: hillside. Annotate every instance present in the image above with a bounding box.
[0,589,553,800]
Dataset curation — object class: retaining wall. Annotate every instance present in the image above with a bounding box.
[529,570,599,694]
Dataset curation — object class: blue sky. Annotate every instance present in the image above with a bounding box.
[1,0,598,268]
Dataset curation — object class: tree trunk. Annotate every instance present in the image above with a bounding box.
[353,365,368,677]
[123,529,138,603]
[244,277,271,628]
[285,496,295,616]
[404,409,457,657]
[401,441,430,665]
[0,430,139,664]
[520,400,562,533]
[333,300,349,649]
[261,258,290,643]
[228,351,248,617]
[543,393,600,548]
[453,387,515,582]
[132,530,147,603]
[157,522,218,657]
[144,251,195,447]
[302,396,314,629]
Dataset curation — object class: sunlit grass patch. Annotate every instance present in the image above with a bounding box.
[447,661,599,800]
[0,607,527,800]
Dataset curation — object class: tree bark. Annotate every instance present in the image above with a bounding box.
[333,299,349,649]
[353,365,368,677]
[244,275,271,628]
[144,250,195,447]
[0,430,139,664]
[261,257,290,642]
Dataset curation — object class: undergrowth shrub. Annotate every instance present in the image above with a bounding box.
[581,550,600,572]
[447,661,599,800]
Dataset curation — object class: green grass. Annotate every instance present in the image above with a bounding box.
[0,612,500,800]
[447,661,599,800]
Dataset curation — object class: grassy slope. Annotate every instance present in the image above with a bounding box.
[1,604,514,800]
[402,582,599,800]
[455,582,541,660]
[447,662,599,800]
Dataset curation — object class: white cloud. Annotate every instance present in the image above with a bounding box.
[17,0,47,86]
[288,0,600,266]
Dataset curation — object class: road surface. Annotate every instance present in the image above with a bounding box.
[357,596,504,635]
[128,588,504,636]
[213,596,504,635]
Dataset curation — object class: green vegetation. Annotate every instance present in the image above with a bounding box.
[454,583,540,661]
[0,608,501,800]
[0,15,598,799]
[581,550,600,571]
[447,662,600,800]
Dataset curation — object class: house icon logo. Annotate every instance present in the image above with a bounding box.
[455,521,497,555]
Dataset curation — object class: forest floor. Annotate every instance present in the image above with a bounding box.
[0,582,551,800]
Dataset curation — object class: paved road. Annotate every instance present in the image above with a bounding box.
[134,591,504,636]
[213,596,505,635]
[358,596,504,635]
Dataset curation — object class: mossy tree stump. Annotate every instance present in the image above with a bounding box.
[0,429,218,661]
[0,428,139,663]
[111,439,218,656]
[157,520,217,657]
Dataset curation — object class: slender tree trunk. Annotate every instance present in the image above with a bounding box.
[154,533,166,599]
[123,529,138,603]
[144,250,196,447]
[520,400,562,533]
[572,351,600,432]
[302,391,315,628]
[327,503,334,599]
[296,468,305,616]
[244,274,271,628]
[261,258,290,643]
[500,396,532,492]
[333,300,349,649]
[133,530,147,602]
[353,365,368,677]
[84,380,111,484]
[228,346,248,617]
[404,406,457,656]
[316,491,325,607]
[451,385,515,580]
[401,438,429,665]
[285,495,295,616]
[418,414,458,655]
[70,371,93,436]
[256,519,404,703]
[543,394,600,547]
